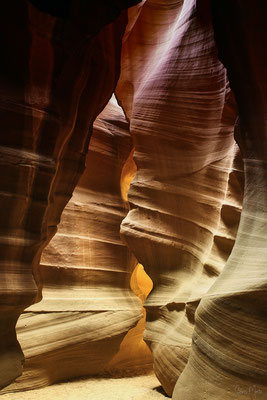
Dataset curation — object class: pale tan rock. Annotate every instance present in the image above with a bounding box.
[173,156,267,400]
[116,0,243,395]
[173,1,267,398]
[1,100,153,392]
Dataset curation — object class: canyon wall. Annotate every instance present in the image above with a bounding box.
[173,1,267,398]
[0,0,266,398]
[2,99,152,393]
[0,0,139,389]
[116,0,243,395]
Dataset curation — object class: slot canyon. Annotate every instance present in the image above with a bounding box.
[0,1,266,399]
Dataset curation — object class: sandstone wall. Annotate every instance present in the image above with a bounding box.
[0,1,266,398]
[173,1,267,398]
[0,0,139,389]
[116,0,244,395]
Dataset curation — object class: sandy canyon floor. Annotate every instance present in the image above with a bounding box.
[1,374,169,400]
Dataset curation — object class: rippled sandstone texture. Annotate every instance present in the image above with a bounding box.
[1,99,153,392]
[173,1,267,399]
[116,0,243,395]
[0,0,140,389]
[0,0,266,398]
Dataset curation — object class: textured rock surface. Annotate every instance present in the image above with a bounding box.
[0,0,266,397]
[0,0,139,389]
[116,0,243,395]
[0,374,165,400]
[1,99,153,392]
[173,162,267,400]
[173,1,267,398]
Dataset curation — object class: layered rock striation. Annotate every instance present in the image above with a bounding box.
[0,0,266,397]
[0,0,140,389]
[1,99,152,392]
[116,0,244,395]
[173,1,267,398]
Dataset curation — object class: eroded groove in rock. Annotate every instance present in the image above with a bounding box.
[202,149,244,284]
[173,159,267,400]
[0,99,149,392]
[0,1,139,389]
[173,1,267,398]
[116,0,243,395]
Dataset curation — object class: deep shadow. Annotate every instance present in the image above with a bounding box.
[153,385,171,398]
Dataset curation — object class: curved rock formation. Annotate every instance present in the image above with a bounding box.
[1,0,266,397]
[173,1,267,398]
[116,0,244,395]
[1,99,151,392]
[0,0,139,389]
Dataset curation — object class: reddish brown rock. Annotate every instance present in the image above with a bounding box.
[0,0,139,389]
[0,0,266,397]
[116,0,243,395]
[1,99,150,392]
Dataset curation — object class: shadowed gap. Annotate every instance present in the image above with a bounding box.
[107,139,154,375]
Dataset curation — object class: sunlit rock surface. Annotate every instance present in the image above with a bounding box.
[173,1,267,398]
[108,263,153,375]
[0,0,139,389]
[0,0,266,397]
[116,0,244,395]
[0,100,153,392]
